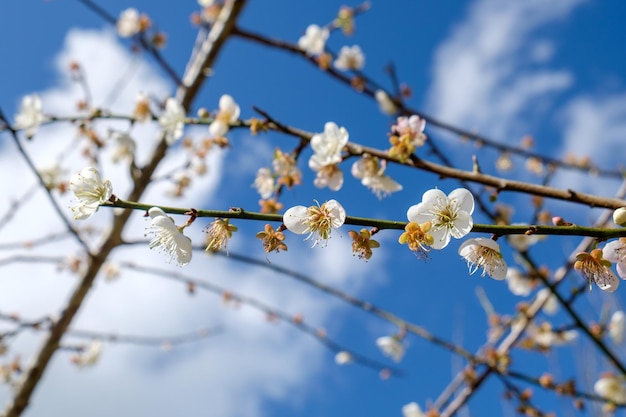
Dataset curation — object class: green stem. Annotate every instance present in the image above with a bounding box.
[105,198,626,238]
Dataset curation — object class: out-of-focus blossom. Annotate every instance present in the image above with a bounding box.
[298,24,329,55]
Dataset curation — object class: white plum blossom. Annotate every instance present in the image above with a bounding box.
[402,402,426,417]
[505,267,533,296]
[351,155,402,199]
[253,168,275,199]
[69,167,113,220]
[117,8,141,37]
[575,249,620,292]
[147,207,193,266]
[609,311,625,345]
[458,238,507,280]
[407,188,474,249]
[313,164,344,191]
[594,374,626,404]
[309,122,349,170]
[38,163,65,191]
[334,45,365,71]
[536,288,559,315]
[283,199,346,246]
[298,24,329,55]
[507,225,545,252]
[527,322,577,348]
[109,131,136,163]
[376,335,404,363]
[71,340,102,368]
[602,238,626,279]
[159,97,186,144]
[14,94,46,138]
[309,122,349,191]
[334,351,353,365]
[375,90,397,115]
[209,94,240,137]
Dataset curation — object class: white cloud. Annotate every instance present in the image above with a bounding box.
[0,27,390,417]
[427,0,585,140]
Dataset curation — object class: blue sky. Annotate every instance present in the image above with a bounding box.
[1,1,626,417]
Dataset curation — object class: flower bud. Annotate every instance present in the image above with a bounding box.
[613,207,626,226]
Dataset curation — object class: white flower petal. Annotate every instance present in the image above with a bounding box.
[283,205,310,234]
[448,188,475,215]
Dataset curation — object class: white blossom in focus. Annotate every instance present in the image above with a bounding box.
[407,188,474,249]
[458,238,507,280]
[602,238,626,279]
[376,336,404,363]
[536,287,559,315]
[283,200,346,246]
[334,45,365,71]
[575,249,620,292]
[69,167,113,220]
[209,94,240,137]
[72,340,103,368]
[159,98,186,144]
[505,267,533,296]
[253,168,275,199]
[594,374,626,404]
[402,402,426,417]
[117,8,141,37]
[351,155,402,199]
[610,311,625,345]
[147,207,193,266]
[334,351,352,365]
[298,24,329,55]
[375,90,397,115]
[14,94,46,138]
[309,122,349,170]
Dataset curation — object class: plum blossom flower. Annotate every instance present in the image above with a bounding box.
[398,222,433,258]
[71,340,102,368]
[334,351,353,365]
[253,168,275,199]
[575,249,619,292]
[526,322,577,348]
[407,188,474,249]
[376,335,404,362]
[334,45,365,71]
[204,218,238,253]
[256,224,287,256]
[309,122,349,190]
[458,238,507,280]
[298,24,329,55]
[594,374,626,405]
[116,8,141,37]
[535,287,559,315]
[351,155,402,198]
[158,97,186,144]
[375,90,397,115]
[313,164,344,191]
[109,131,136,163]
[505,267,534,296]
[610,311,625,345]
[39,163,66,191]
[14,94,46,138]
[602,238,626,279]
[147,207,192,266]
[69,167,113,220]
[402,402,426,417]
[309,122,348,170]
[349,229,380,261]
[209,94,240,137]
[273,149,302,188]
[283,199,346,246]
[133,92,152,122]
[389,115,426,161]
